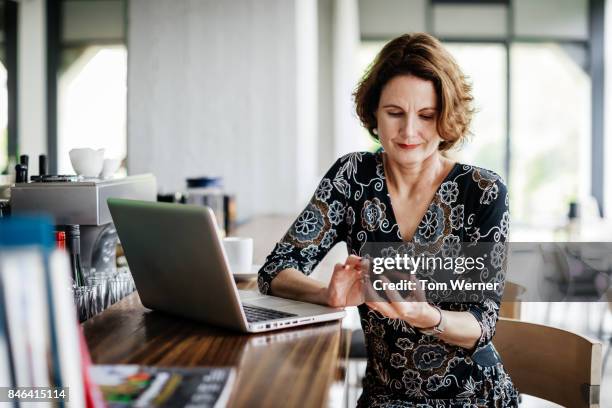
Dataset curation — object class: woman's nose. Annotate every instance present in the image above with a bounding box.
[400,114,418,139]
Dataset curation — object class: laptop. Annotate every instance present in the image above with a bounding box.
[107,198,345,332]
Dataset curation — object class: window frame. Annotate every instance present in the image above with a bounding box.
[360,0,604,217]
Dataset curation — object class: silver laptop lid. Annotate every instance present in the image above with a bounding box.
[107,198,248,331]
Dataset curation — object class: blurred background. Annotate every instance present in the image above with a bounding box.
[1,0,611,238]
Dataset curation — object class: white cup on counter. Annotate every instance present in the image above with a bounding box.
[222,237,253,274]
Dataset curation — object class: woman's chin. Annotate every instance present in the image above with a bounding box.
[387,149,428,166]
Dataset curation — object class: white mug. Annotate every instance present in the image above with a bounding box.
[222,237,253,273]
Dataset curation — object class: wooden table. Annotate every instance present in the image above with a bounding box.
[82,283,350,407]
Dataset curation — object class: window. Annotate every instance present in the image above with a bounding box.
[444,43,507,179]
[357,41,386,151]
[57,0,127,176]
[57,45,127,175]
[510,43,591,227]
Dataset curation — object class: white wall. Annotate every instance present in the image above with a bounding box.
[317,0,365,171]
[332,0,367,157]
[295,0,319,204]
[127,0,319,219]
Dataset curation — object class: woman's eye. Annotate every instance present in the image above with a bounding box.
[388,112,403,117]
[420,115,434,121]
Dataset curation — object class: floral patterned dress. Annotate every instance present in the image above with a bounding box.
[258,152,519,407]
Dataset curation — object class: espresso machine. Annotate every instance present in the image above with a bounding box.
[10,174,156,280]
[9,173,157,320]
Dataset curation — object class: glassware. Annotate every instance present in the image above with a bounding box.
[86,275,110,311]
[72,266,136,320]
[73,285,95,322]
[108,275,135,305]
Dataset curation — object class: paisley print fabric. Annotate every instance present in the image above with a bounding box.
[258,152,519,407]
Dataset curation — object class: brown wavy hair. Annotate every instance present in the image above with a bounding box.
[353,33,474,151]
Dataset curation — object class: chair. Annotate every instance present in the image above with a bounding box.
[494,317,602,408]
[538,243,603,300]
[499,281,525,319]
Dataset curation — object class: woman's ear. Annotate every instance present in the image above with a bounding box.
[371,110,379,138]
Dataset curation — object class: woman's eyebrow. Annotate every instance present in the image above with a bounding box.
[381,104,437,111]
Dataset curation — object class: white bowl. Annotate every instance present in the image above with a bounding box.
[69,148,105,178]
[100,158,122,179]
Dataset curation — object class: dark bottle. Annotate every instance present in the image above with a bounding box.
[65,225,85,286]
[15,164,28,183]
[39,154,48,176]
[19,155,29,182]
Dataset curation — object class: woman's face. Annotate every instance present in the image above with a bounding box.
[375,74,442,166]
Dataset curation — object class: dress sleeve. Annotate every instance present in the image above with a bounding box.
[257,157,349,294]
[465,177,510,349]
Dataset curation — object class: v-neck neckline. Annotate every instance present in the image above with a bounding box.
[376,151,459,243]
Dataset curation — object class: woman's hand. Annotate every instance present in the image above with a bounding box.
[325,255,366,307]
[365,275,440,328]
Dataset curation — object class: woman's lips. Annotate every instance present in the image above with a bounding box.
[397,143,421,150]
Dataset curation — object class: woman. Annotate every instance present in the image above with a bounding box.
[258,33,518,407]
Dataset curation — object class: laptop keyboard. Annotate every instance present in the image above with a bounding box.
[243,304,297,323]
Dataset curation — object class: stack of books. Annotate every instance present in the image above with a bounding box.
[0,215,94,406]
[0,216,235,407]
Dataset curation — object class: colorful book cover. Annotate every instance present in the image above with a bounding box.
[90,365,235,408]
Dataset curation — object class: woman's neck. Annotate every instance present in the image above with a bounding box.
[383,151,451,198]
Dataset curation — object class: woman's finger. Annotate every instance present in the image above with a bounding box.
[380,276,406,303]
[411,274,427,303]
[333,263,354,276]
[345,254,363,270]
[333,263,344,273]
[377,277,417,319]
[363,273,386,303]
[359,257,371,273]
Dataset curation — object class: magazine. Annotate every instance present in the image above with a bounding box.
[90,365,236,408]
